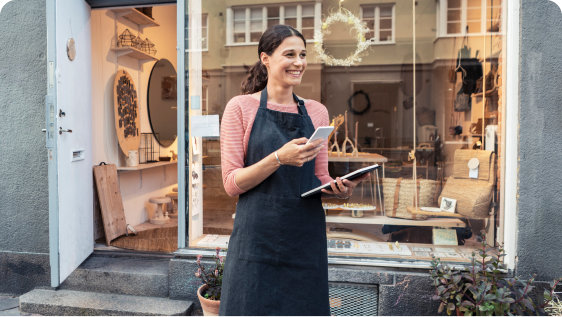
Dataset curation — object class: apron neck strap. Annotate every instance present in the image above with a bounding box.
[260,87,308,116]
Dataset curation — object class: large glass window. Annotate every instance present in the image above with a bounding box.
[190,0,508,264]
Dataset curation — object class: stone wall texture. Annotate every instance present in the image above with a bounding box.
[518,0,562,281]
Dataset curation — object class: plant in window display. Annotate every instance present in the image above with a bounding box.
[430,233,561,316]
[195,247,225,315]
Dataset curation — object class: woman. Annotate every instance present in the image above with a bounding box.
[219,25,368,316]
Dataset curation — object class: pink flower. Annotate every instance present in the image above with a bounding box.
[215,247,220,256]
[214,269,218,276]
[196,254,202,264]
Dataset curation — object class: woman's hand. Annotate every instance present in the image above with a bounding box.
[321,173,371,199]
[276,137,325,167]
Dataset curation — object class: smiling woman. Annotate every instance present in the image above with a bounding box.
[218,25,369,316]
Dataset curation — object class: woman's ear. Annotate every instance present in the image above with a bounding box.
[260,52,269,68]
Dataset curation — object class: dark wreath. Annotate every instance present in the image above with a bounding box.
[347,90,371,115]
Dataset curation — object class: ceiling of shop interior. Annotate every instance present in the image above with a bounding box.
[86,0,175,9]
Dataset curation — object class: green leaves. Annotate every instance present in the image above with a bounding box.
[430,231,558,316]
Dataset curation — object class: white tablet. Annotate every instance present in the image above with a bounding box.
[306,126,334,145]
[301,164,380,198]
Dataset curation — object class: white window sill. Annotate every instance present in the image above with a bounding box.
[436,32,504,39]
[369,41,395,46]
[226,39,315,47]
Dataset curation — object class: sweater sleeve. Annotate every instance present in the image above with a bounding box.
[220,98,246,197]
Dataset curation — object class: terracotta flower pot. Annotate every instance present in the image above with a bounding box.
[197,284,220,316]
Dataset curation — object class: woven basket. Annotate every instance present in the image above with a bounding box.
[439,178,493,219]
[383,178,439,220]
[439,149,496,219]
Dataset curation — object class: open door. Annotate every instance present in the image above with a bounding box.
[46,0,93,287]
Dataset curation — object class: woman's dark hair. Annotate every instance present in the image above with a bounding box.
[241,25,306,94]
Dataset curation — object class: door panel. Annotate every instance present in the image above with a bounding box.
[48,0,93,285]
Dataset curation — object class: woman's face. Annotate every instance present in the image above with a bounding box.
[261,35,307,89]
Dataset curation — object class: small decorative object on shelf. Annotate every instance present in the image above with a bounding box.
[134,35,144,50]
[117,29,138,48]
[135,7,153,19]
[139,133,160,163]
[140,37,157,55]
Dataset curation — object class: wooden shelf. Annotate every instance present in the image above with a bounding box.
[117,160,177,172]
[111,46,157,62]
[325,214,466,228]
[328,152,388,163]
[111,8,159,28]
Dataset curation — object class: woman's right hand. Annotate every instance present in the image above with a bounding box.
[276,137,325,167]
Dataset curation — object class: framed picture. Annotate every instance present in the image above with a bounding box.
[440,197,457,213]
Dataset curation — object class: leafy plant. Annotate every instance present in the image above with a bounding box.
[195,247,225,300]
[430,234,560,316]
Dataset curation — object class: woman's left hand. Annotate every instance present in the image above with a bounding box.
[321,173,371,199]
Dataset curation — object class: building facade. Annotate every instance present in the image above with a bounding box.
[0,0,560,315]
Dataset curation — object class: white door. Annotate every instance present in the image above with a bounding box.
[46,0,93,287]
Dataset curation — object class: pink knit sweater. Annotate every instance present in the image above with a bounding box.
[220,94,332,197]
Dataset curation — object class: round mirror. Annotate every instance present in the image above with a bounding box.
[147,59,177,147]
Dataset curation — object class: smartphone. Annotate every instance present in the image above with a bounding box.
[306,126,334,145]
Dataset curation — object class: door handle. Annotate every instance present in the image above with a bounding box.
[59,127,73,134]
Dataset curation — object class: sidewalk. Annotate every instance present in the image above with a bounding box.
[0,295,19,316]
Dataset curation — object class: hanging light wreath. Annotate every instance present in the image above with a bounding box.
[313,4,371,67]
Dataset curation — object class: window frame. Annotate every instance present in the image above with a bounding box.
[360,3,396,45]
[438,0,503,37]
[180,0,518,271]
[226,2,320,46]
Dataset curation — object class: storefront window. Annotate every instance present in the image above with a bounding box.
[189,0,507,264]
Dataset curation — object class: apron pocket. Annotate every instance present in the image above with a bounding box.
[237,192,324,269]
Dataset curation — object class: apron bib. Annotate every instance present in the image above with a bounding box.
[219,89,330,316]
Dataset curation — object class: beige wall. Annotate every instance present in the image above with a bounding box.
[91,5,178,226]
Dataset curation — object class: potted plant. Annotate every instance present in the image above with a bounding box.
[430,233,560,316]
[195,247,224,316]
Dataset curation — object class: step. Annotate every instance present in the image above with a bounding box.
[60,254,169,297]
[20,289,193,316]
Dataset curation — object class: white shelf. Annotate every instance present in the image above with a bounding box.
[325,214,466,228]
[111,46,157,62]
[111,8,159,28]
[117,160,176,172]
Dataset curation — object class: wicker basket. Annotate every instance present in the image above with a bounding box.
[438,149,496,219]
[383,178,440,220]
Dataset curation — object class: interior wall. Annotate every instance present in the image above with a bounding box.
[91,5,178,226]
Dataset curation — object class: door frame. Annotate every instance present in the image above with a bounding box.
[46,0,188,287]
[45,0,60,288]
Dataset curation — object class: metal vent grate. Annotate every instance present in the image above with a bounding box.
[329,282,378,316]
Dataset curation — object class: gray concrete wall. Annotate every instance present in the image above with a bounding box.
[170,256,440,316]
[518,0,562,281]
[0,0,50,294]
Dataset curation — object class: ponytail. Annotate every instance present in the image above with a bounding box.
[241,61,268,95]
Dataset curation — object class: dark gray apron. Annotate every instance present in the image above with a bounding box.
[219,88,330,316]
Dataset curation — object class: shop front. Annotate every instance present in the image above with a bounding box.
[3,0,561,315]
[45,0,518,313]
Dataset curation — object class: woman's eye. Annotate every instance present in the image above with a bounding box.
[300,53,307,58]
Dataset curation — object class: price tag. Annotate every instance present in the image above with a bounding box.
[468,158,479,179]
